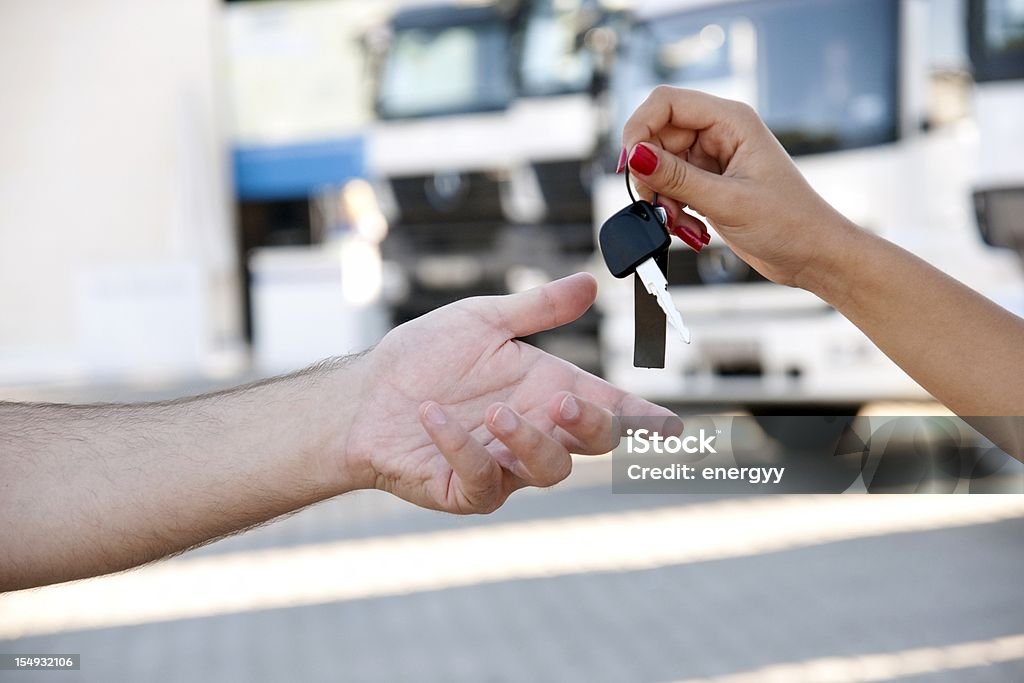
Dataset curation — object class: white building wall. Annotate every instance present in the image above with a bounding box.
[0,0,241,384]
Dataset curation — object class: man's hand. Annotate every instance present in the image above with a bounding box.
[341,273,680,513]
[1,272,679,591]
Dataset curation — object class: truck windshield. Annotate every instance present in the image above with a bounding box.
[519,0,597,96]
[378,20,513,118]
[618,0,899,156]
[969,0,1024,81]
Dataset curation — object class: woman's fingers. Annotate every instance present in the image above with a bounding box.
[627,141,725,219]
[627,142,732,218]
[419,401,506,512]
[649,127,700,155]
[485,404,573,488]
[621,86,757,218]
[671,210,711,251]
[651,195,710,251]
[688,138,724,175]
[622,85,741,154]
[628,170,710,252]
[654,195,685,225]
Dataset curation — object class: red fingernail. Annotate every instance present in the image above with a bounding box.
[615,147,627,174]
[671,225,704,252]
[628,144,658,176]
[699,230,711,245]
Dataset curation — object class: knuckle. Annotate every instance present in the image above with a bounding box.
[523,447,570,487]
[551,456,573,484]
[576,419,619,454]
[573,407,606,441]
[521,424,549,454]
[466,460,496,486]
[445,426,473,455]
[732,100,758,122]
[466,480,503,513]
[663,157,690,194]
[651,84,676,102]
[538,455,572,488]
[597,429,622,454]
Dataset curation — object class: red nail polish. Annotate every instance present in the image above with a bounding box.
[628,144,658,176]
[671,225,704,252]
[699,230,711,245]
[615,147,627,174]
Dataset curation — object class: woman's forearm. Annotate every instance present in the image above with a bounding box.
[804,218,1024,417]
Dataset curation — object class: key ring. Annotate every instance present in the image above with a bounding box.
[626,167,662,223]
[625,167,659,211]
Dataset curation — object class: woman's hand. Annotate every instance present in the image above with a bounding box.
[622,86,1024,425]
[621,86,856,289]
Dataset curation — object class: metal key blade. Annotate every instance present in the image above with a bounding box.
[635,258,691,344]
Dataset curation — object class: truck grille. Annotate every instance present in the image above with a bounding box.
[532,160,593,224]
[667,246,769,287]
[390,172,504,225]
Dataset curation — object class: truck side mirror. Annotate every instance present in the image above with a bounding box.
[974,187,1024,261]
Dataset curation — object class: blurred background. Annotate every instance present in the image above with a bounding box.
[1,0,1023,681]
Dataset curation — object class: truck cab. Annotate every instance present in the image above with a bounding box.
[968,0,1024,303]
[367,0,618,370]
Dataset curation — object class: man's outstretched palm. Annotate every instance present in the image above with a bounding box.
[345,273,679,514]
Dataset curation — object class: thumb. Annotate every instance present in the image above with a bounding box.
[494,272,597,338]
[627,142,727,215]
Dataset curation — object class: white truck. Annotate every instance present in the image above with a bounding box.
[366,0,622,370]
[968,0,1024,288]
[593,0,1024,412]
[223,0,399,372]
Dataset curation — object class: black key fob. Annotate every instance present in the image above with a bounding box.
[599,200,671,279]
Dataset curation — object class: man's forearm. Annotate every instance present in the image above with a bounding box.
[805,221,1024,417]
[0,356,366,592]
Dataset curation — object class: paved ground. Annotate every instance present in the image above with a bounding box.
[3,477,1023,682]
[1,382,1022,682]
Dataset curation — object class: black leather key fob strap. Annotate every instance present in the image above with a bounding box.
[633,250,668,368]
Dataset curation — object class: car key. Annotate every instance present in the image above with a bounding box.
[599,199,692,344]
